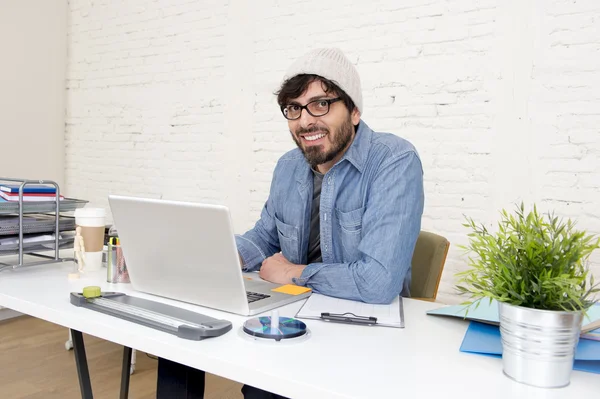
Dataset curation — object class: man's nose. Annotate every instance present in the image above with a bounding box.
[298,108,318,129]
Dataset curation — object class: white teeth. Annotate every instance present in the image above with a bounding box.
[304,133,326,141]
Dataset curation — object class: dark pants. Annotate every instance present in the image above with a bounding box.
[157,357,205,399]
[157,357,289,399]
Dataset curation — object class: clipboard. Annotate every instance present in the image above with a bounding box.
[295,293,405,328]
[320,312,378,325]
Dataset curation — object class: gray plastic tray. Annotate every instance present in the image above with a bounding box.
[0,198,88,215]
[0,215,76,236]
[0,236,75,254]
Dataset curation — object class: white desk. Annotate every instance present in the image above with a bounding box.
[0,260,598,398]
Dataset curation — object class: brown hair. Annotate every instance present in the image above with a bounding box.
[276,74,356,113]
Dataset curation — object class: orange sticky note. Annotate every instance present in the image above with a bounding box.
[271,284,312,295]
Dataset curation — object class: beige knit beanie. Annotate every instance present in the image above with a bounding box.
[283,48,363,114]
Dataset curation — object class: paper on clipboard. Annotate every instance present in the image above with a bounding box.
[295,293,405,328]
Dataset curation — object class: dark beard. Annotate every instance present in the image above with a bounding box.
[291,117,355,169]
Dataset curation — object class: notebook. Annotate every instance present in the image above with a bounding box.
[427,299,600,337]
[0,184,56,193]
[0,191,64,202]
[295,293,404,328]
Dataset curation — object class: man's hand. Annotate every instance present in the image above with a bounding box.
[259,253,306,285]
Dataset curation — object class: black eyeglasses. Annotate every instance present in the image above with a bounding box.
[281,97,342,120]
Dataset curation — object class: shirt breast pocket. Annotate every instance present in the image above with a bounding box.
[335,206,364,261]
[274,216,300,264]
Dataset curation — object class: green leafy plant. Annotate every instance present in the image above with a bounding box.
[456,202,600,312]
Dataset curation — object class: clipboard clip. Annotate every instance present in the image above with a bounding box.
[320,312,378,325]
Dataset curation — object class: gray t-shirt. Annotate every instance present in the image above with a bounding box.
[307,170,323,264]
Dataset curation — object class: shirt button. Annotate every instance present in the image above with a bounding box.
[325,245,328,251]
[328,176,332,184]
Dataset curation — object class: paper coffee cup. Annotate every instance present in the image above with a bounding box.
[74,207,106,272]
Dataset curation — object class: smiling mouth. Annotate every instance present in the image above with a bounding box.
[301,132,327,142]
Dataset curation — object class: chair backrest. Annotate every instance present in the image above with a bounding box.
[409,231,450,300]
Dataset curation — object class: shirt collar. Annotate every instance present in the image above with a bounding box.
[339,119,372,174]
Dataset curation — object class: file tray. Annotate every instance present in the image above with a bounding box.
[0,197,88,215]
[0,215,76,236]
[0,235,75,255]
[70,292,233,340]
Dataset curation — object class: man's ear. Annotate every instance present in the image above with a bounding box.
[351,107,361,125]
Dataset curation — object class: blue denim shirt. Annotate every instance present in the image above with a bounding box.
[235,120,424,304]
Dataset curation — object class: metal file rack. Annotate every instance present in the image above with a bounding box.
[0,177,88,271]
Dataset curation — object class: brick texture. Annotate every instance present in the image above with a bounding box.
[65,0,600,304]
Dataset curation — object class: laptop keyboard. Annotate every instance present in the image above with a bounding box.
[246,291,270,303]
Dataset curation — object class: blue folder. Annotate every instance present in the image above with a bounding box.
[0,184,56,193]
[427,300,600,334]
[460,321,600,374]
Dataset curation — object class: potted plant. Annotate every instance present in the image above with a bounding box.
[455,202,600,388]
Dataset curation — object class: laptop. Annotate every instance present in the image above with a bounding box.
[107,195,312,316]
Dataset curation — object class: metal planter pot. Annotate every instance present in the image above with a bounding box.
[498,302,583,388]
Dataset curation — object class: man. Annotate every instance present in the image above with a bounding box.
[157,47,424,399]
[236,47,424,304]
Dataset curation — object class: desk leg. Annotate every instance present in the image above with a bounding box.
[120,347,132,399]
[70,329,93,399]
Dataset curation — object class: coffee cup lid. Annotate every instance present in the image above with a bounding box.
[74,207,106,218]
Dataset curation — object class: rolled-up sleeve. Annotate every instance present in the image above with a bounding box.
[293,151,424,304]
[235,167,282,271]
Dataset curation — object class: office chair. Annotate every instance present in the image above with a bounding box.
[409,230,450,301]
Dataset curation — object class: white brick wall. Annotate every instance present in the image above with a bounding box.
[65,0,600,304]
